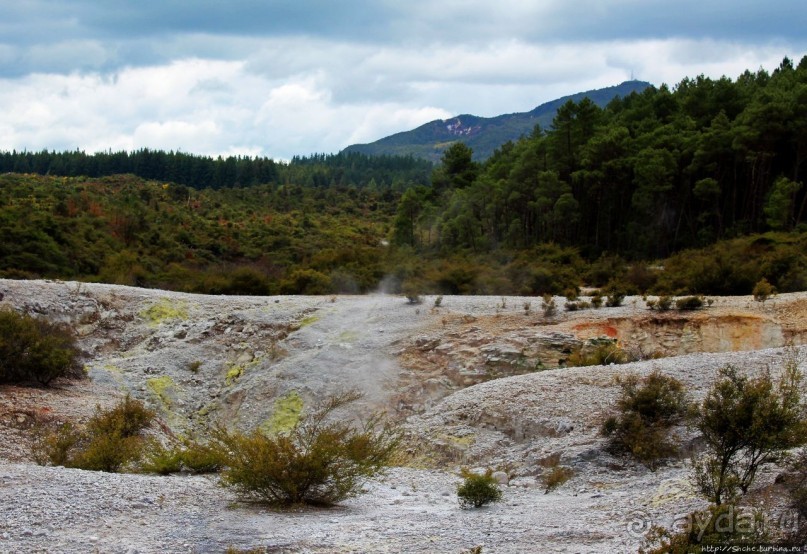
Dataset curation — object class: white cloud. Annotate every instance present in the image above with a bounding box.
[0,58,452,159]
[0,37,802,159]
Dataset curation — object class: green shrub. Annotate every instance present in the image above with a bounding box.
[179,439,226,473]
[693,361,807,505]
[675,295,704,310]
[457,469,502,509]
[402,282,423,304]
[541,294,556,318]
[568,300,591,311]
[603,371,689,468]
[140,442,183,475]
[86,395,154,438]
[69,431,144,472]
[646,296,673,311]
[567,342,631,367]
[624,263,658,293]
[33,395,155,472]
[31,422,80,466]
[605,291,625,307]
[752,277,775,302]
[140,438,224,475]
[0,309,83,386]
[590,293,603,308]
[214,391,398,506]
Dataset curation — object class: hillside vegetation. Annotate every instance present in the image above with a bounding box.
[343,80,650,162]
[1,57,806,296]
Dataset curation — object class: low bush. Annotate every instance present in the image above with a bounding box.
[0,309,83,386]
[602,371,689,468]
[752,277,775,302]
[140,438,225,475]
[33,395,155,472]
[140,442,183,475]
[541,294,556,318]
[675,295,704,310]
[214,391,399,506]
[179,440,226,473]
[565,300,591,312]
[567,342,631,367]
[605,291,626,307]
[457,469,502,509]
[646,296,673,311]
[693,360,807,505]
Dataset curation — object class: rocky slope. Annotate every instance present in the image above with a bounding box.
[1,279,806,553]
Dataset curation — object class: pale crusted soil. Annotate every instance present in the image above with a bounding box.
[0,460,709,554]
[0,280,806,553]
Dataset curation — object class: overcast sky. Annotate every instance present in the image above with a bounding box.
[1,1,805,160]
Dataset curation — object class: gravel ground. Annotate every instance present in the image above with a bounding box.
[0,280,806,553]
[0,460,706,553]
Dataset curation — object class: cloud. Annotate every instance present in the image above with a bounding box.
[2,1,805,77]
[0,2,805,158]
[0,58,452,159]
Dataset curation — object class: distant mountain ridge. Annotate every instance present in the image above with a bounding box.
[343,80,652,162]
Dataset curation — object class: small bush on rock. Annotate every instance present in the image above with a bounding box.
[602,371,689,468]
[646,296,673,311]
[605,290,626,307]
[140,442,183,475]
[693,360,807,505]
[457,468,502,508]
[141,438,226,475]
[752,278,775,303]
[567,342,631,367]
[214,391,399,507]
[33,395,155,472]
[541,294,556,318]
[0,309,83,386]
[675,295,705,310]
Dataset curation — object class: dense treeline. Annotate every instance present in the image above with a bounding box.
[0,149,433,191]
[1,57,806,296]
[394,56,807,262]
[0,174,394,294]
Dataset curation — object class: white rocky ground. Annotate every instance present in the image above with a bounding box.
[0,279,806,553]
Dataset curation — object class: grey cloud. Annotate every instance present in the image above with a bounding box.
[3,0,806,77]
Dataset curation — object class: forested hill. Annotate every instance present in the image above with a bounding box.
[0,150,434,192]
[394,57,807,261]
[1,57,806,298]
[342,80,651,162]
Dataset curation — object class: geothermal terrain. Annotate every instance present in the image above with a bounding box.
[1,278,806,553]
